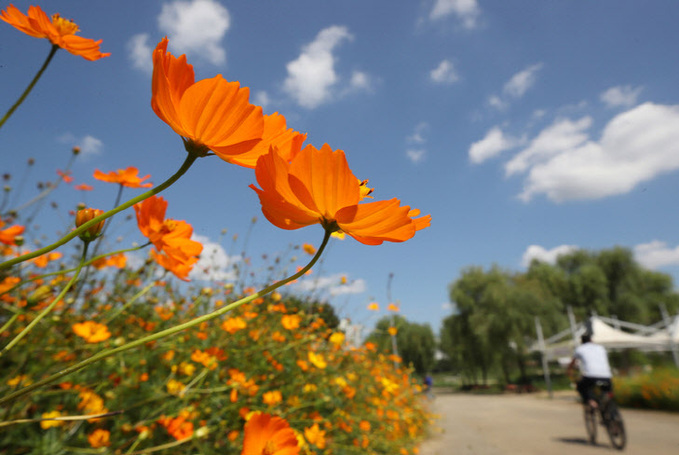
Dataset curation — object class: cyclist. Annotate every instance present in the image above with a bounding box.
[567,334,612,408]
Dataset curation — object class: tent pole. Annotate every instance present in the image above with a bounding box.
[660,304,679,368]
[567,306,578,345]
[535,316,552,399]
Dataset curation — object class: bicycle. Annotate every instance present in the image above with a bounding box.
[583,380,626,450]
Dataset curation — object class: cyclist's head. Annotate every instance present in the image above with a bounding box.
[581,334,592,344]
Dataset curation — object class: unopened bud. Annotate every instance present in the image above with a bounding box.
[4,186,10,192]
[72,146,81,155]
[14,236,24,247]
[27,158,35,166]
[75,208,105,242]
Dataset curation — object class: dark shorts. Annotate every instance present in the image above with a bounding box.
[577,376,612,402]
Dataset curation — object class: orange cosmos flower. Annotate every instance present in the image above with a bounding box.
[226,112,306,168]
[158,414,194,441]
[87,429,111,448]
[72,321,111,343]
[0,5,109,61]
[93,167,153,188]
[32,252,62,268]
[242,413,300,455]
[263,390,282,406]
[0,221,25,245]
[250,144,430,245]
[74,183,93,191]
[367,302,379,311]
[304,423,327,449]
[134,196,202,281]
[281,314,301,330]
[75,208,105,242]
[151,37,264,161]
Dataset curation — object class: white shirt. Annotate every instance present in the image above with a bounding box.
[574,342,612,378]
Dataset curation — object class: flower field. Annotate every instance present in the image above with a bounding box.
[614,368,679,412]
[0,4,432,454]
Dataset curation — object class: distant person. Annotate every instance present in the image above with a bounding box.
[567,334,613,408]
[423,374,434,399]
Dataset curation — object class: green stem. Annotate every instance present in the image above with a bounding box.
[0,242,89,358]
[0,45,59,130]
[0,313,19,336]
[0,153,198,270]
[0,230,331,406]
[104,281,155,324]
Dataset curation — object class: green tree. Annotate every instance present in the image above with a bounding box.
[365,315,435,376]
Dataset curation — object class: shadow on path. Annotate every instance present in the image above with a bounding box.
[553,437,611,451]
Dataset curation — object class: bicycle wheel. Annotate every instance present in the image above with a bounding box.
[584,406,597,444]
[605,401,626,450]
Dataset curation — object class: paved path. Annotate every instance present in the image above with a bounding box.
[419,390,679,455]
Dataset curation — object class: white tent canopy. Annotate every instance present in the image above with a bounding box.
[532,315,677,358]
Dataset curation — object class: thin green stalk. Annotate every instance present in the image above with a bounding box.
[0,314,19,337]
[0,45,58,130]
[104,281,155,324]
[0,153,198,270]
[0,230,331,406]
[0,243,89,357]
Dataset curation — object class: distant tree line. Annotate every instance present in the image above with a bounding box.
[439,247,679,385]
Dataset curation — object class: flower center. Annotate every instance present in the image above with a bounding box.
[51,14,79,36]
[262,441,277,455]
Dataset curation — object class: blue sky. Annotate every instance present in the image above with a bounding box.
[3,1,679,336]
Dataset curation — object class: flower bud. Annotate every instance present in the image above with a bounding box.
[72,146,81,155]
[75,208,105,242]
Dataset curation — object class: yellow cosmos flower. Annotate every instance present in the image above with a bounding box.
[307,351,327,369]
[40,410,64,429]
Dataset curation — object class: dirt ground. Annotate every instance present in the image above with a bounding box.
[418,389,679,455]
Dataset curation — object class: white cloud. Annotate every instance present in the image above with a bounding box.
[469,126,522,164]
[294,274,366,296]
[349,71,371,90]
[505,117,592,176]
[521,244,578,268]
[57,133,103,158]
[430,59,459,84]
[509,103,679,202]
[79,136,104,157]
[634,241,679,269]
[429,0,481,29]
[503,63,543,99]
[127,33,153,74]
[283,26,354,109]
[189,234,240,281]
[487,95,507,110]
[405,123,429,163]
[600,85,643,109]
[407,122,429,144]
[406,149,427,163]
[254,91,271,111]
[157,0,230,65]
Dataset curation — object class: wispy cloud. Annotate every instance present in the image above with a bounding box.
[521,244,578,268]
[506,103,679,202]
[600,85,643,109]
[128,0,230,73]
[405,122,429,163]
[488,63,543,110]
[294,273,366,296]
[57,133,104,158]
[469,126,523,164]
[283,25,362,109]
[634,241,679,269]
[429,0,481,29]
[430,59,459,84]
